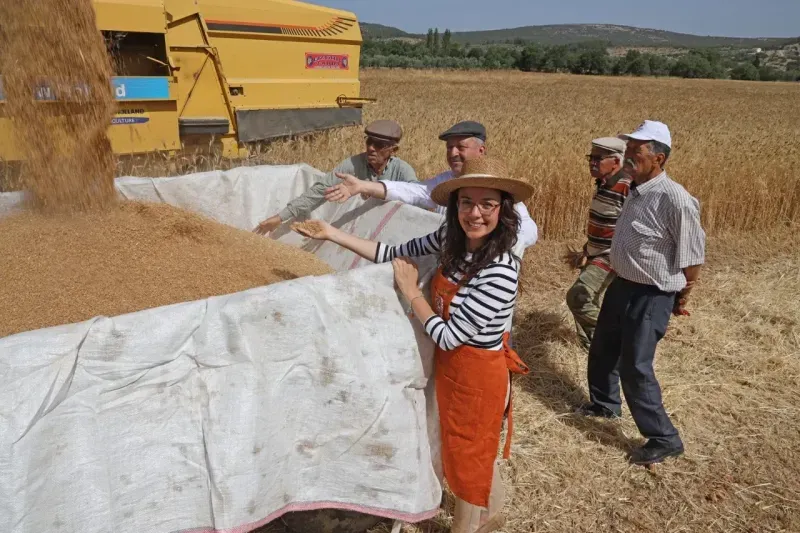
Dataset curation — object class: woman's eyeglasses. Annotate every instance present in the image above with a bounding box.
[457,198,500,215]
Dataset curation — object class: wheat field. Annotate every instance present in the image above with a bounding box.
[5,69,797,533]
[120,69,800,240]
[244,71,800,533]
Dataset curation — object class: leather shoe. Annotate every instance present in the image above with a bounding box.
[574,402,621,419]
[630,440,684,465]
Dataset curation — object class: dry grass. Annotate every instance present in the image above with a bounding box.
[252,228,800,533]
[243,71,799,532]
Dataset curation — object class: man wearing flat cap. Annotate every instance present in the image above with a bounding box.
[324,120,539,250]
[565,136,632,352]
[577,120,705,467]
[254,119,418,235]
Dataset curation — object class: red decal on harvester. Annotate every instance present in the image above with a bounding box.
[305,53,349,70]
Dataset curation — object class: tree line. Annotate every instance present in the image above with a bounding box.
[361,33,800,82]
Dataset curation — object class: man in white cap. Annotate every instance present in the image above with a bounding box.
[254,120,417,235]
[576,120,706,466]
[322,120,539,250]
[565,136,632,352]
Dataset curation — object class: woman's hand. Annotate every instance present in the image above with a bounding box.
[392,257,421,300]
[290,220,333,240]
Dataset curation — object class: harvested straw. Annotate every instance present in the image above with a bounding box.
[0,202,333,337]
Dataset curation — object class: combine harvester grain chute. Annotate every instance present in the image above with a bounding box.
[0,0,372,161]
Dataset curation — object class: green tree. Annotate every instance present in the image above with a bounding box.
[671,53,713,78]
[758,66,782,81]
[433,28,440,53]
[624,50,650,76]
[730,63,760,81]
[467,46,484,60]
[573,47,610,75]
[442,29,452,54]
[426,29,434,51]
[517,44,544,72]
[448,42,465,58]
[541,45,569,72]
[648,54,672,76]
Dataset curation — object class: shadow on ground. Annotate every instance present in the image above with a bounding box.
[514,308,637,454]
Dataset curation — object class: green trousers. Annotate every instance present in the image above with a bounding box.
[566,263,616,352]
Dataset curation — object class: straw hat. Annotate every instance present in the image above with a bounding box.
[430,156,534,206]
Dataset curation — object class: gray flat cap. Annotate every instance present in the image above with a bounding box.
[365,120,403,143]
[438,120,487,142]
[591,136,627,155]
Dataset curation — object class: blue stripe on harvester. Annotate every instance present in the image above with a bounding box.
[0,77,170,101]
[112,77,170,100]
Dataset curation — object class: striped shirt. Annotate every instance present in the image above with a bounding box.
[585,170,632,270]
[610,171,706,293]
[374,229,519,351]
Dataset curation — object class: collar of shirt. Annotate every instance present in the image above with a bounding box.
[595,169,627,189]
[630,170,666,198]
[369,155,395,178]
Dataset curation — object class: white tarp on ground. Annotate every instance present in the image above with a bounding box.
[0,164,449,533]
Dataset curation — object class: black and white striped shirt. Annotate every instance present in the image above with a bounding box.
[610,171,706,292]
[374,229,519,351]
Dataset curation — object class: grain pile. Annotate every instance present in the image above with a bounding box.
[0,202,333,337]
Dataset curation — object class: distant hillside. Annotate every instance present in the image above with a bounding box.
[360,22,792,49]
[448,24,790,48]
[360,22,412,40]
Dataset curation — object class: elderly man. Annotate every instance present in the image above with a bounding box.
[576,120,705,466]
[323,120,539,249]
[254,120,417,235]
[566,137,632,352]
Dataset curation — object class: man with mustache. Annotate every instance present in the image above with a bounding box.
[565,137,632,352]
[254,120,417,235]
[577,120,706,467]
[324,120,539,250]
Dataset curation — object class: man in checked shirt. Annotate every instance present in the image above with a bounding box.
[576,120,706,466]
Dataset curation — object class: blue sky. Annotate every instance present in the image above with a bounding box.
[320,0,798,38]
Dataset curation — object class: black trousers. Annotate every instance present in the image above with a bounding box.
[588,276,682,446]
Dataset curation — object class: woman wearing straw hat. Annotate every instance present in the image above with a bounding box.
[291,156,532,533]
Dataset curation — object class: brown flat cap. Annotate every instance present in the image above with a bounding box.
[365,120,403,143]
[591,136,626,155]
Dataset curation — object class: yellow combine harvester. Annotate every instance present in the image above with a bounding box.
[0,0,366,160]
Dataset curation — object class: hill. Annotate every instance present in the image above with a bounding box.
[360,22,412,40]
[360,22,792,48]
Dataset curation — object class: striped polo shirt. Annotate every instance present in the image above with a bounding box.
[586,170,632,271]
[610,171,706,293]
[374,229,519,351]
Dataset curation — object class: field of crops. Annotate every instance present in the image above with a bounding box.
[6,65,796,533]
[248,71,800,533]
[230,70,799,240]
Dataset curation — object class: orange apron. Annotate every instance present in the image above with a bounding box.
[431,267,529,508]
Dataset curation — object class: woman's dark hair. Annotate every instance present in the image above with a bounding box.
[439,190,520,285]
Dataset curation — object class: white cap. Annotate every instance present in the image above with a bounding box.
[622,120,672,148]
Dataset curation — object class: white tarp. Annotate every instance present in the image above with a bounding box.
[0,164,448,533]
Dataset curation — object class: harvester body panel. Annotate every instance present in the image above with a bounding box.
[0,0,364,161]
